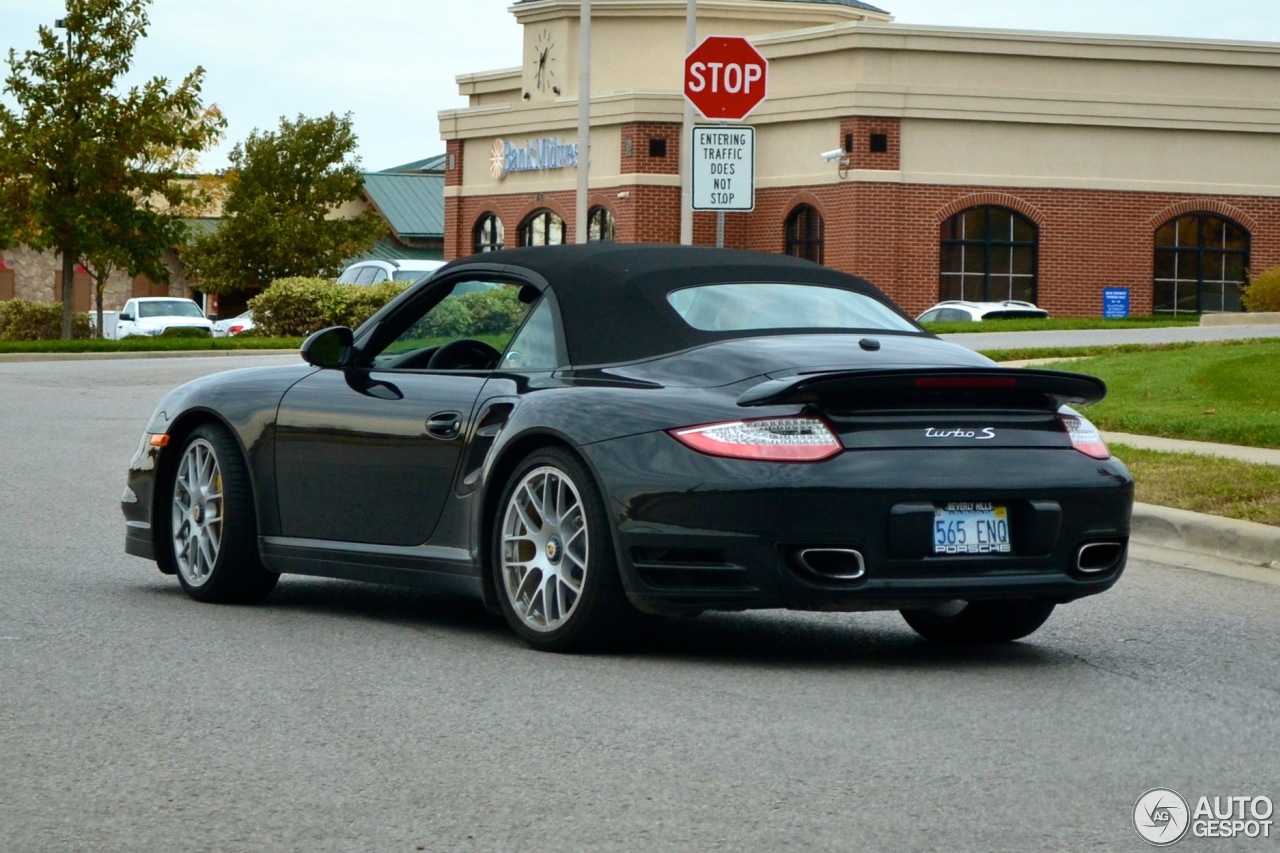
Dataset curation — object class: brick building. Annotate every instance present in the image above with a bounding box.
[439,0,1280,316]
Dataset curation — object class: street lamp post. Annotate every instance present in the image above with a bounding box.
[53,14,77,338]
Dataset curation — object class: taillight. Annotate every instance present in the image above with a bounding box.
[228,324,245,336]
[1059,412,1110,459]
[669,416,842,462]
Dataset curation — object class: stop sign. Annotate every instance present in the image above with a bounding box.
[684,36,768,121]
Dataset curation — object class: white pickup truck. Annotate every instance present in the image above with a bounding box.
[107,297,214,339]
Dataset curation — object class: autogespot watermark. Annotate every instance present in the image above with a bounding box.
[1133,788,1274,846]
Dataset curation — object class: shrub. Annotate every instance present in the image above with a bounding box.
[463,287,525,334]
[1242,265,1280,313]
[0,299,93,340]
[159,326,212,338]
[345,282,405,328]
[420,298,472,337]
[248,278,408,337]
[245,277,525,340]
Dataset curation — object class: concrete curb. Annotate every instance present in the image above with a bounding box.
[1200,312,1280,327]
[1131,502,1280,569]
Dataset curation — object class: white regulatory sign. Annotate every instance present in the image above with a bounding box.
[691,125,755,212]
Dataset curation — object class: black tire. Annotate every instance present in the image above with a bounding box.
[491,448,639,652]
[900,599,1055,643]
[167,423,278,604]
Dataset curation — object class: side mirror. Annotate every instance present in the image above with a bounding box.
[300,326,355,369]
[119,313,134,321]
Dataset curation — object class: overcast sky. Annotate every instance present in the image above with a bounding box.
[2,1,1277,172]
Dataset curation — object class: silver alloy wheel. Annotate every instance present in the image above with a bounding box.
[171,437,224,588]
[500,465,589,633]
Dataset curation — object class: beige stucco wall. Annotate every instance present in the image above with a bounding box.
[442,4,1280,199]
[900,119,1280,195]
[513,0,889,101]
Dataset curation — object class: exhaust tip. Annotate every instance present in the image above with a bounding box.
[1076,541,1124,574]
[795,548,866,581]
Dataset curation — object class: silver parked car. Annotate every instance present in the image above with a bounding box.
[916,300,1049,323]
[212,311,255,338]
[336,259,445,285]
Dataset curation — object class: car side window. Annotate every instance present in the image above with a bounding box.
[501,298,558,371]
[371,280,534,371]
[354,266,379,285]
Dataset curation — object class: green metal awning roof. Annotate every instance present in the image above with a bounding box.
[358,238,443,262]
[360,171,444,240]
[378,154,446,174]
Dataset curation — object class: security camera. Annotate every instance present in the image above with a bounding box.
[820,149,846,162]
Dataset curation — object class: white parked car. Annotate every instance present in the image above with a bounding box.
[111,298,213,339]
[916,300,1049,323]
[212,311,255,338]
[336,258,445,285]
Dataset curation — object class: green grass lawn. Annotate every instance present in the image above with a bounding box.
[1042,339,1280,449]
[922,315,1199,334]
[0,336,304,354]
[1112,444,1280,527]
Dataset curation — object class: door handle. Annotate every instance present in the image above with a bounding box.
[425,411,462,440]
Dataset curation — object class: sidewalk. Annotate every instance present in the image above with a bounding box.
[1104,432,1280,570]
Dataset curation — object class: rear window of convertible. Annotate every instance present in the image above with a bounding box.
[666,283,918,333]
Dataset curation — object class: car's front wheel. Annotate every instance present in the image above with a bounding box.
[168,424,278,603]
[900,599,1055,643]
[492,448,638,652]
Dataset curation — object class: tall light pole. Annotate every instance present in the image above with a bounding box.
[574,0,591,244]
[54,14,77,337]
[679,0,696,245]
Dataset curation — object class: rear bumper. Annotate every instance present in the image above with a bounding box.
[582,435,1133,615]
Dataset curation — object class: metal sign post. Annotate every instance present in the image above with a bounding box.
[691,124,756,244]
[683,35,766,248]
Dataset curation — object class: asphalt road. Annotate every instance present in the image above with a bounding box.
[1,356,1276,852]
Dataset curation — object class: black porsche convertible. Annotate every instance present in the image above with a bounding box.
[123,244,1133,651]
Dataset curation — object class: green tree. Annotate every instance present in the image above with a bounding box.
[183,113,386,295]
[0,0,224,338]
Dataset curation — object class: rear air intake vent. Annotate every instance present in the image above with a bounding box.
[1075,542,1124,574]
[794,548,866,582]
[630,548,753,591]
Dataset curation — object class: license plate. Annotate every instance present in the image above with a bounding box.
[933,502,1011,555]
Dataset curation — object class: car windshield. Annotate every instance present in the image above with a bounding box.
[138,300,203,319]
[667,283,917,333]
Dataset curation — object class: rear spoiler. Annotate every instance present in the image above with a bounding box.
[737,367,1106,408]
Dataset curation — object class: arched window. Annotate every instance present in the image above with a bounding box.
[939,206,1037,303]
[473,213,504,253]
[587,206,616,242]
[518,209,565,247]
[784,205,824,264]
[1154,213,1249,313]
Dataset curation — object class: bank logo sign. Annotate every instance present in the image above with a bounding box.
[490,137,579,180]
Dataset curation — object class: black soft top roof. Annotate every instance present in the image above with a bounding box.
[440,243,912,366]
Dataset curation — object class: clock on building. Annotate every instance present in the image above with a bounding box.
[532,28,558,93]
